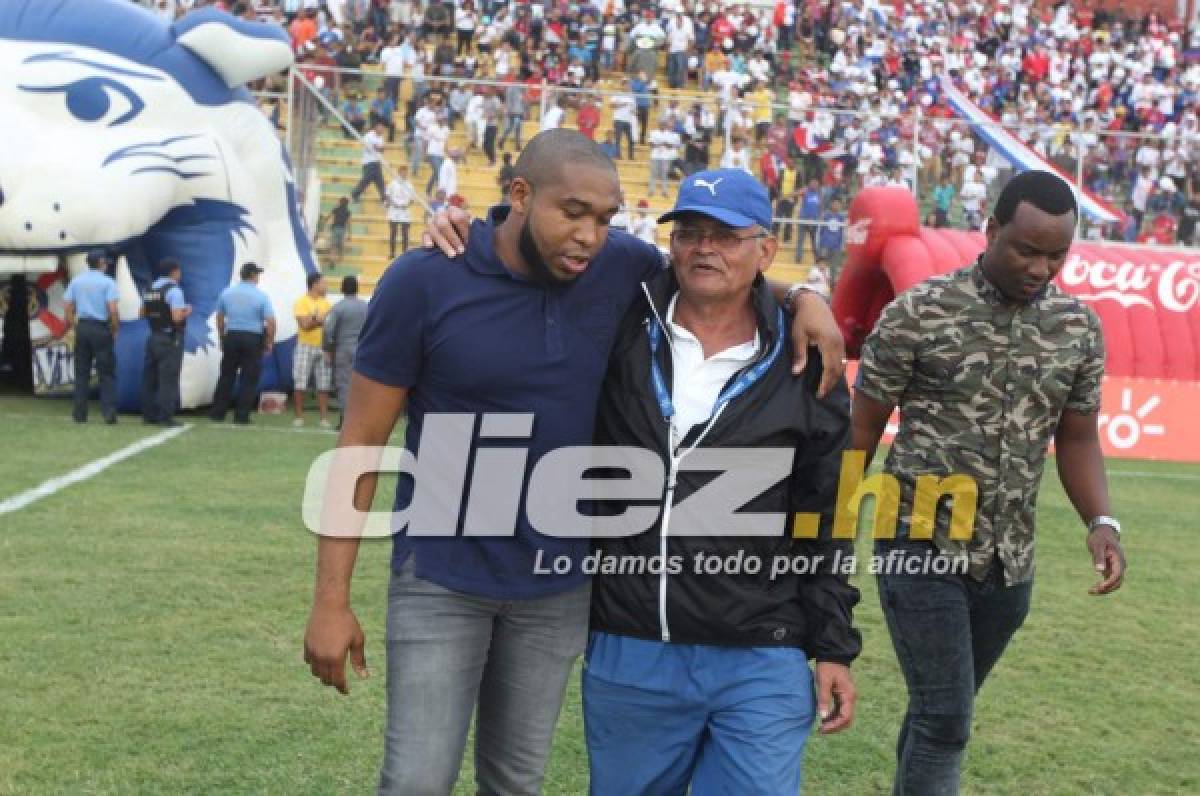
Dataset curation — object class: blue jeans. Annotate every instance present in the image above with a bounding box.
[667,51,688,87]
[498,113,524,150]
[876,541,1033,796]
[379,558,590,795]
[424,155,444,195]
[583,632,815,795]
[408,136,426,175]
[794,223,818,262]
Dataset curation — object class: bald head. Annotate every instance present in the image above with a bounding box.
[514,129,617,190]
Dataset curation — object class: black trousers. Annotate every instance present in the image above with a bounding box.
[389,221,411,258]
[773,198,796,243]
[141,331,183,423]
[209,331,264,423]
[73,320,116,422]
[483,123,498,165]
[456,29,473,55]
[384,76,401,105]
[636,105,649,144]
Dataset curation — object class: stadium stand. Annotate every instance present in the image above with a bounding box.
[189,0,1200,288]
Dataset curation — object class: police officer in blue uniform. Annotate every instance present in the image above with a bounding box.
[62,249,120,424]
[209,262,276,424]
[140,258,191,426]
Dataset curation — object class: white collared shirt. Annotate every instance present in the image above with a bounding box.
[665,294,760,442]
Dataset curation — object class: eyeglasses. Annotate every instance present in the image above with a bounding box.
[671,227,768,249]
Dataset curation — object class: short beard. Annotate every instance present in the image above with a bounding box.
[518,216,566,286]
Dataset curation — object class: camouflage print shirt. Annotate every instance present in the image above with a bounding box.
[857,260,1105,584]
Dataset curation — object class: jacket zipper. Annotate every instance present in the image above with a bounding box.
[658,454,678,642]
[642,283,676,641]
[640,282,740,643]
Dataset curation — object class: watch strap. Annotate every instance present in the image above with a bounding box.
[1088,515,1121,535]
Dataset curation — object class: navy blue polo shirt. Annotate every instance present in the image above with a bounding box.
[354,209,662,599]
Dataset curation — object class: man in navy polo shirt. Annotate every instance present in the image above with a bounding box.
[303,130,846,795]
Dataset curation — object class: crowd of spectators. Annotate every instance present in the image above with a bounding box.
[152,0,1200,248]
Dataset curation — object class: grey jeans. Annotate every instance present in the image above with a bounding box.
[379,558,590,795]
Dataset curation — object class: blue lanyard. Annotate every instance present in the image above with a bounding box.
[647,305,786,424]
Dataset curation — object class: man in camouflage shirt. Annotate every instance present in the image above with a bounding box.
[852,170,1127,796]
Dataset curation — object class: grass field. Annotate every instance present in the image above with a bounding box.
[2,393,1198,795]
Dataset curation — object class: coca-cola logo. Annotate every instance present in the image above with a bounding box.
[1058,254,1200,313]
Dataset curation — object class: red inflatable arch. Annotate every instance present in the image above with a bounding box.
[832,188,1200,381]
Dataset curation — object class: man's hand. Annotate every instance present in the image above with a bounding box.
[303,602,369,695]
[1086,525,1126,595]
[423,206,473,257]
[790,290,846,398]
[323,351,333,365]
[814,661,856,734]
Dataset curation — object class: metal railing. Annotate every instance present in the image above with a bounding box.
[289,67,435,225]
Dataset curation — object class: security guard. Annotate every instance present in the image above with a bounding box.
[140,258,191,426]
[61,248,120,424]
[209,262,276,424]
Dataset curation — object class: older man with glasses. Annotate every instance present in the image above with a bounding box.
[584,169,861,795]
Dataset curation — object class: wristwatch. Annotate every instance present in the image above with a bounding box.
[783,283,818,313]
[1087,515,1122,536]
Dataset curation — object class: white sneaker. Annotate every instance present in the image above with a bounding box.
[319,419,332,430]
[293,417,305,428]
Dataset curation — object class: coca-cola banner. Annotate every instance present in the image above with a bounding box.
[834,187,1200,382]
[1059,250,1200,315]
[1058,245,1200,380]
[833,188,1200,460]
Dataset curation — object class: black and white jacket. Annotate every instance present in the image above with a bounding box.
[589,269,862,664]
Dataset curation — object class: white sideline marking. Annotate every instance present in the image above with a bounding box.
[0,424,191,515]
[204,422,337,436]
[0,414,1196,476]
[0,413,336,436]
[1106,470,1200,481]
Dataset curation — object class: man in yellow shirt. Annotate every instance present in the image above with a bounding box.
[753,84,775,144]
[293,273,333,428]
[774,158,800,245]
[703,48,724,90]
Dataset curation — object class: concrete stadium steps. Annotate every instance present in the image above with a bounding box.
[311,65,809,288]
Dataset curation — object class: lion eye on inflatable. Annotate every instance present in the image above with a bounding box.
[0,0,316,410]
